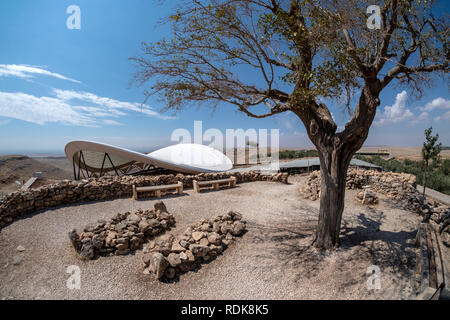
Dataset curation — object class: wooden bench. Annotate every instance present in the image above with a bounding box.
[132,182,183,200]
[193,176,237,193]
[20,177,38,191]
[415,223,450,300]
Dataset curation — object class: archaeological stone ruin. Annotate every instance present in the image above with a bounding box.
[0,171,288,230]
[69,201,175,260]
[141,210,247,280]
[300,168,450,246]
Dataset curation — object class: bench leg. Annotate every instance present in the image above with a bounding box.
[132,185,137,200]
[231,176,237,187]
[193,180,200,193]
[178,182,183,195]
[156,190,161,198]
[213,183,219,190]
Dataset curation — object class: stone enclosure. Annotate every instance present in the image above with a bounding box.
[300,168,450,244]
[142,211,246,280]
[68,199,247,281]
[69,201,175,260]
[0,171,288,229]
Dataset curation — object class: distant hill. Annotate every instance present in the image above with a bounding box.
[0,155,72,194]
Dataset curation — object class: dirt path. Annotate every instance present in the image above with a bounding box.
[0,177,421,300]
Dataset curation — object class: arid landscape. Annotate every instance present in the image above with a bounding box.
[2,146,448,195]
[0,176,427,300]
[0,155,71,194]
[358,147,450,161]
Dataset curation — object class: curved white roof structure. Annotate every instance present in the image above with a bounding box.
[65,140,233,180]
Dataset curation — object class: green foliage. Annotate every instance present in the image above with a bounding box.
[422,126,442,162]
[276,149,318,159]
[356,155,450,195]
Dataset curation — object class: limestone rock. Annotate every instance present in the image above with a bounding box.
[192,231,204,241]
[154,201,167,213]
[167,253,182,267]
[207,232,221,245]
[80,240,94,260]
[171,241,185,253]
[68,229,81,251]
[149,252,169,279]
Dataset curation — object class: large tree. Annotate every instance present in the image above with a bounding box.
[131,0,449,249]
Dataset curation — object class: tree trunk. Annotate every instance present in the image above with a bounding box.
[295,83,380,250]
[423,160,428,197]
[313,147,352,249]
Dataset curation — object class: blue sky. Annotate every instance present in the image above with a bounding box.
[0,0,449,155]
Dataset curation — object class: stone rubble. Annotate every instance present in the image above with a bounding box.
[141,211,247,280]
[68,201,175,260]
[0,171,288,230]
[355,187,379,205]
[300,168,450,245]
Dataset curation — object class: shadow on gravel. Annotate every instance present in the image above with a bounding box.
[248,220,325,279]
[247,206,417,285]
[134,192,188,201]
[194,185,241,195]
[339,211,417,280]
[381,197,417,213]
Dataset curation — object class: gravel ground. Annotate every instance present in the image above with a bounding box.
[0,176,422,300]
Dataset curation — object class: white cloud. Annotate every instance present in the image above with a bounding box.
[102,119,123,126]
[0,89,174,127]
[0,64,81,84]
[411,111,429,124]
[0,92,97,126]
[374,91,414,126]
[418,97,450,112]
[72,106,126,118]
[434,110,450,122]
[53,89,174,120]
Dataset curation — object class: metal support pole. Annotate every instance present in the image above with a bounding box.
[106,153,120,177]
[77,151,82,180]
[80,150,89,179]
[73,155,77,180]
[99,153,107,177]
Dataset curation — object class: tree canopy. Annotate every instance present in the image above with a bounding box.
[132,0,448,125]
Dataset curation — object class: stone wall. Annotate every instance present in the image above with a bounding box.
[142,211,246,280]
[0,171,288,230]
[299,168,450,244]
[69,201,175,260]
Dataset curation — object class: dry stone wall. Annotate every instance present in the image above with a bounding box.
[142,211,246,280]
[69,201,175,260]
[300,168,450,244]
[0,171,288,230]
